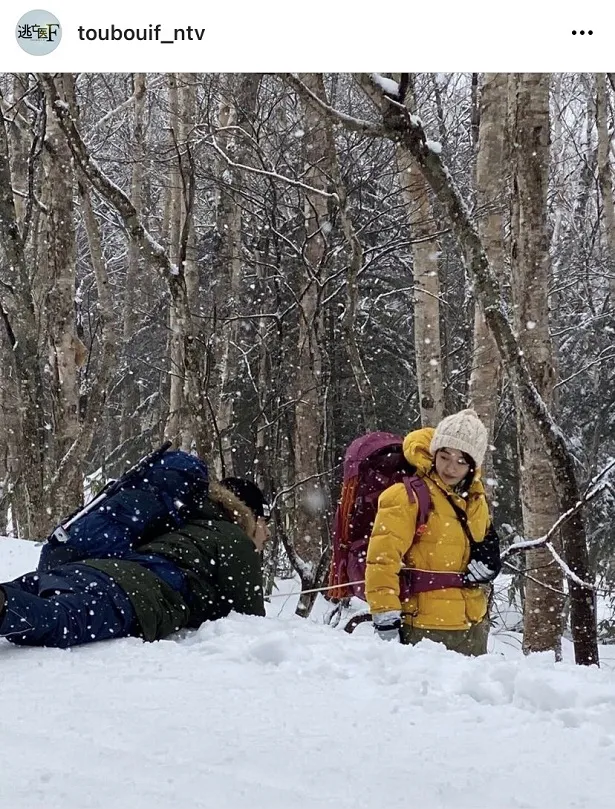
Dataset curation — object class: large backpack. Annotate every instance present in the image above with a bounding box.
[327,432,432,602]
[38,442,209,571]
[328,431,470,608]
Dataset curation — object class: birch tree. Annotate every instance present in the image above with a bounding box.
[291,73,332,617]
[396,80,444,426]
[210,74,261,476]
[468,74,507,479]
[164,73,189,449]
[120,72,147,454]
[509,74,565,657]
[41,73,87,517]
[0,81,48,537]
[1,75,32,533]
[42,74,212,459]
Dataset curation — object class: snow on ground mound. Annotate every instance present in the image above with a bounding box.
[1,537,615,808]
[0,536,42,580]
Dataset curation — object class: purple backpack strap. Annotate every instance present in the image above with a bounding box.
[405,570,465,593]
[402,475,431,529]
[398,476,467,598]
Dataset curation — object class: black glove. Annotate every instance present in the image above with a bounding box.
[465,523,501,585]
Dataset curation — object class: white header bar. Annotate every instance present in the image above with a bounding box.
[0,0,612,71]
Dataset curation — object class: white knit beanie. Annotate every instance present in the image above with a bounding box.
[429,409,488,468]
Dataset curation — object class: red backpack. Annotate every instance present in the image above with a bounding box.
[328,432,464,605]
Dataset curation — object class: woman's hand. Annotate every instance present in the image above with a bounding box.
[372,610,402,641]
[464,559,497,584]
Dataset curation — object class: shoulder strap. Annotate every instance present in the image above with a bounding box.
[443,491,476,544]
[51,441,174,541]
[403,474,477,544]
[402,475,431,529]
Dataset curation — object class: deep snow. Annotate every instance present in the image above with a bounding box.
[1,537,615,809]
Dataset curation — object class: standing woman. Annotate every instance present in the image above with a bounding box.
[365,409,500,655]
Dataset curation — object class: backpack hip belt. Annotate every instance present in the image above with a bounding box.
[400,568,465,598]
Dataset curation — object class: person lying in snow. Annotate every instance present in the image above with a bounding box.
[365,409,501,656]
[0,478,270,648]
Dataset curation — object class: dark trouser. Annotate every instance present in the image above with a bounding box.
[0,564,136,648]
[400,620,489,656]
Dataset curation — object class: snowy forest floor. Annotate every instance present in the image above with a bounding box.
[1,537,615,809]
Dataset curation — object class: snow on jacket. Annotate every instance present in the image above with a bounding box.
[365,427,490,631]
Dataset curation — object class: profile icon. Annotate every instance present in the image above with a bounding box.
[16,9,61,55]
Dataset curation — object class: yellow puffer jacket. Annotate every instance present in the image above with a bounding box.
[365,427,490,631]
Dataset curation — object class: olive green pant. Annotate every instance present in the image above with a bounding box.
[400,620,489,656]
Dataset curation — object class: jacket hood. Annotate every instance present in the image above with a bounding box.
[402,427,437,474]
[403,427,484,489]
[209,481,257,541]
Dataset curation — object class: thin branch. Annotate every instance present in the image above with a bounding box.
[272,466,341,509]
[554,350,615,389]
[38,74,178,285]
[502,559,568,596]
[85,75,159,136]
[209,135,338,201]
[502,458,615,561]
[545,542,596,590]
[284,74,388,138]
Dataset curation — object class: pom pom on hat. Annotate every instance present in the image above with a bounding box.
[429,409,488,468]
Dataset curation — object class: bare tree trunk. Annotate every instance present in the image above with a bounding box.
[510,74,565,658]
[596,74,615,301]
[294,73,331,617]
[9,75,29,227]
[212,74,261,475]
[337,191,377,431]
[320,98,376,430]
[164,74,185,448]
[469,74,507,483]
[43,74,83,517]
[212,85,242,476]
[177,74,199,452]
[161,75,200,452]
[121,73,147,451]
[397,147,444,425]
[38,75,119,504]
[356,75,444,426]
[0,91,47,538]
[585,74,615,482]
[0,346,16,533]
[2,75,30,534]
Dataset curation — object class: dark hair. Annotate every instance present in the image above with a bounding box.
[433,449,476,495]
[220,477,270,521]
[459,452,476,494]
